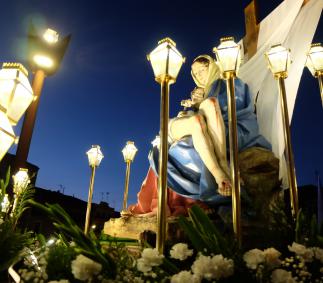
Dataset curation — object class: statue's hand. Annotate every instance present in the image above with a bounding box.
[191,88,205,106]
[180,99,193,108]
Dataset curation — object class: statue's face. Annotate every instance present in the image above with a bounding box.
[192,61,209,86]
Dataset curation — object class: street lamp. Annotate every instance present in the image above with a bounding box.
[0,63,34,125]
[213,36,242,246]
[85,145,104,235]
[0,110,17,161]
[306,43,323,107]
[147,37,185,253]
[265,44,298,218]
[15,25,71,170]
[121,141,138,213]
[11,168,30,214]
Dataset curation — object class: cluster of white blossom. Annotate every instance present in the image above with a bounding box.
[169,252,234,283]
[136,248,164,275]
[243,247,281,270]
[169,243,193,261]
[288,242,323,263]
[71,254,102,281]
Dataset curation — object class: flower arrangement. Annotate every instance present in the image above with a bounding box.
[0,172,322,282]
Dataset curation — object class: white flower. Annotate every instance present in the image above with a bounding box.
[263,248,281,268]
[71,254,102,281]
[288,242,314,262]
[171,270,201,283]
[137,258,152,273]
[271,269,296,283]
[312,247,323,263]
[191,254,233,280]
[141,248,164,266]
[211,254,234,279]
[170,243,193,261]
[243,249,265,270]
[136,248,164,273]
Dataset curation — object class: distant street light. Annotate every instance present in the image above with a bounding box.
[13,168,30,194]
[11,168,30,214]
[15,26,71,170]
[121,141,138,213]
[265,44,299,218]
[147,37,185,254]
[85,145,104,235]
[0,111,17,161]
[1,194,10,213]
[306,43,323,107]
[213,36,242,246]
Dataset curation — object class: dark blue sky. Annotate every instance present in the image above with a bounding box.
[1,0,322,210]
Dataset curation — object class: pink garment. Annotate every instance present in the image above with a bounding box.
[128,168,209,216]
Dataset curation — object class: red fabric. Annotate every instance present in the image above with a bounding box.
[128,168,209,216]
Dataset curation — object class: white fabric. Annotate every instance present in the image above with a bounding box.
[239,0,323,187]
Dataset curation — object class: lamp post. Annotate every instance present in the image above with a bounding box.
[11,168,30,214]
[265,44,298,217]
[213,37,242,246]
[85,145,104,235]
[147,37,185,254]
[121,141,138,214]
[15,27,71,170]
[306,43,323,107]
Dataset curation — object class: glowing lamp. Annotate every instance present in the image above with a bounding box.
[213,37,241,75]
[122,141,138,162]
[1,194,10,213]
[147,37,185,84]
[43,28,59,44]
[86,145,104,167]
[306,43,323,77]
[0,63,34,125]
[0,111,16,161]
[265,44,291,77]
[13,168,30,194]
[33,55,54,69]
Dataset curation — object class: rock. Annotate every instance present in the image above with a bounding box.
[239,146,280,196]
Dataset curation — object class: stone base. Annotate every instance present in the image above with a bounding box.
[104,215,181,241]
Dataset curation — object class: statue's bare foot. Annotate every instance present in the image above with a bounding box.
[218,180,232,196]
[215,173,232,196]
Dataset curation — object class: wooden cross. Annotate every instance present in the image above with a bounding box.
[243,0,310,60]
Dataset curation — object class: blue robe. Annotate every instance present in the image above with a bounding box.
[149,78,271,204]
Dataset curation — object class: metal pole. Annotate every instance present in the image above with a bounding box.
[318,73,323,108]
[122,160,131,211]
[15,69,46,170]
[84,165,96,235]
[225,73,241,246]
[156,77,169,254]
[278,76,299,217]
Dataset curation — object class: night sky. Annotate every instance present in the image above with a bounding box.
[1,0,323,211]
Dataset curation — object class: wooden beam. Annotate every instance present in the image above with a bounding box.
[243,0,260,59]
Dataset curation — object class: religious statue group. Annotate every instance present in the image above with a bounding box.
[126,0,322,218]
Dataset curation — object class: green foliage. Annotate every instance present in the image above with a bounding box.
[178,205,236,257]
[0,220,33,271]
[46,243,77,281]
[0,169,34,272]
[295,209,323,247]
[28,200,117,279]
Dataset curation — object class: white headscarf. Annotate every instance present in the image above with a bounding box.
[191,54,220,95]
